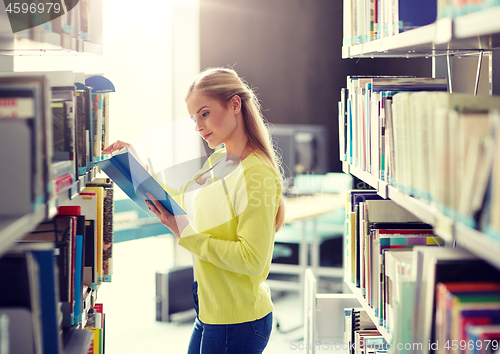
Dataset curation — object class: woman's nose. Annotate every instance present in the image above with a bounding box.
[195,121,203,133]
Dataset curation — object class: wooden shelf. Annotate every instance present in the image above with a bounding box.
[343,161,500,269]
[342,8,500,59]
[346,281,393,343]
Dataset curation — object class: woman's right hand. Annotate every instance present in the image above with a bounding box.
[102,140,130,155]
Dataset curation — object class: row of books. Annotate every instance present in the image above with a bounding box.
[345,307,389,354]
[0,178,113,354]
[52,76,112,181]
[0,74,52,217]
[345,191,442,332]
[37,0,93,41]
[0,72,113,219]
[343,0,500,46]
[85,303,105,354]
[345,190,500,354]
[338,75,500,234]
[436,282,500,354]
[342,0,437,46]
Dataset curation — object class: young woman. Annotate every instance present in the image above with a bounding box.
[103,68,285,354]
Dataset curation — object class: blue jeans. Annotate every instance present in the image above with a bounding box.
[187,282,273,354]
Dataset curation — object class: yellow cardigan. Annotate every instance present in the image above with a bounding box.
[171,148,281,324]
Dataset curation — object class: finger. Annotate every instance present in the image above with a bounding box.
[147,193,169,214]
[103,140,129,154]
[145,200,161,218]
[103,141,119,154]
[102,144,113,154]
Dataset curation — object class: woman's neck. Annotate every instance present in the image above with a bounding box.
[224,137,249,162]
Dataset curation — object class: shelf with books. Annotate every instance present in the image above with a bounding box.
[342,8,500,59]
[342,161,449,241]
[341,4,500,352]
[342,158,500,269]
[342,21,445,58]
[338,75,500,267]
[346,280,393,343]
[47,166,100,217]
[0,164,101,261]
[0,4,108,354]
[0,0,102,55]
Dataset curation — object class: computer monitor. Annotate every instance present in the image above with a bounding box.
[268,123,329,182]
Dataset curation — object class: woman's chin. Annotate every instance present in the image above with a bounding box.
[207,141,220,149]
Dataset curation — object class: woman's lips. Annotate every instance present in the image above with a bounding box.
[203,133,212,140]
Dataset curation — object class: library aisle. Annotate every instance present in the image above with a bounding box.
[97,235,343,353]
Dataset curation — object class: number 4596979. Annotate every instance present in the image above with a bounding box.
[5,2,61,14]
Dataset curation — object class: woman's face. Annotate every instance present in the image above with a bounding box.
[186,92,239,149]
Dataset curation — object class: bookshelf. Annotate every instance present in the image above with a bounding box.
[341,3,500,347]
[0,1,107,353]
[342,7,500,59]
[0,0,103,55]
[0,165,99,258]
[345,281,393,343]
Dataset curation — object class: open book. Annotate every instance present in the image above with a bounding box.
[96,146,185,217]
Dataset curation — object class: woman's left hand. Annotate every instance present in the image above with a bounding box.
[145,193,189,238]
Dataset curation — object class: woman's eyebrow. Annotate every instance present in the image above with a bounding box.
[196,105,209,114]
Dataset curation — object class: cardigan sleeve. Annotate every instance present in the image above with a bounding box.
[177,164,281,277]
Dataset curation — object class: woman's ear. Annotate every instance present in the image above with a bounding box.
[230,95,242,114]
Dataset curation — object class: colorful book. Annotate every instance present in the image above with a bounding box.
[86,178,114,282]
[62,192,99,289]
[82,187,104,284]
[413,247,500,354]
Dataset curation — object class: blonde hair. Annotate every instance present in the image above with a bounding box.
[186,67,285,232]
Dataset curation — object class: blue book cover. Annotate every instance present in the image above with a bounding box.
[96,147,185,217]
[73,234,83,325]
[398,0,437,32]
[29,246,63,354]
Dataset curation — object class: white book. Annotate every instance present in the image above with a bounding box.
[358,202,366,297]
[429,93,500,210]
[371,91,381,180]
[491,112,500,231]
[470,136,495,220]
[455,112,490,218]
[410,92,431,200]
[412,247,478,354]
[343,0,353,46]
[433,108,451,209]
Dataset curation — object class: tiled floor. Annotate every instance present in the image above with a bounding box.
[97,235,344,353]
